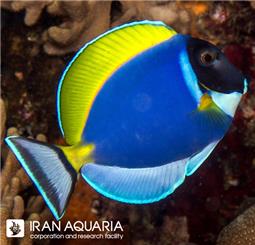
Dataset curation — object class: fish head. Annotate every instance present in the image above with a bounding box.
[187,37,250,117]
[187,37,249,94]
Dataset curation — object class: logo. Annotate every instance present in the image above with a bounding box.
[6,219,24,237]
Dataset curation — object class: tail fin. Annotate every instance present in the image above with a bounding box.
[5,136,77,220]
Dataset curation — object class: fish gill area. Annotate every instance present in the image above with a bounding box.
[1,1,255,245]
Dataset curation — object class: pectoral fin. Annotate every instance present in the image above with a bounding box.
[191,93,232,131]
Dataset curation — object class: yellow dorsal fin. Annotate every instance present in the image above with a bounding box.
[57,21,177,145]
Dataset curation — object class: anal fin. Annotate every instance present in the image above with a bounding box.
[81,158,188,204]
[81,141,220,203]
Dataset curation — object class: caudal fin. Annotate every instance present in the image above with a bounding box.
[5,136,77,220]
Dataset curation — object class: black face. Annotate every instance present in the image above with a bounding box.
[187,38,247,94]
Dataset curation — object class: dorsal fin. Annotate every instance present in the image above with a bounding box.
[57,20,177,145]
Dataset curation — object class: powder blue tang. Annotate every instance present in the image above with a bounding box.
[4,21,248,220]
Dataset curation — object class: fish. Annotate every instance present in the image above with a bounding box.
[5,20,249,220]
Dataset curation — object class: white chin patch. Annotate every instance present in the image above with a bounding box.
[210,91,242,117]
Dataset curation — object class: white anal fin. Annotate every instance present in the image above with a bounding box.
[81,141,220,204]
[81,158,188,204]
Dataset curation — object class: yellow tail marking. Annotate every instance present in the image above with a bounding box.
[60,143,95,172]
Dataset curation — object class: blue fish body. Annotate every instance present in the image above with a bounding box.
[84,34,231,167]
[4,21,248,220]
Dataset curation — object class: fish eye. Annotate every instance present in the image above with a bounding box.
[199,50,217,66]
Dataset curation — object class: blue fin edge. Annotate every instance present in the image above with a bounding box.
[57,20,174,137]
[5,136,63,220]
[186,141,219,176]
